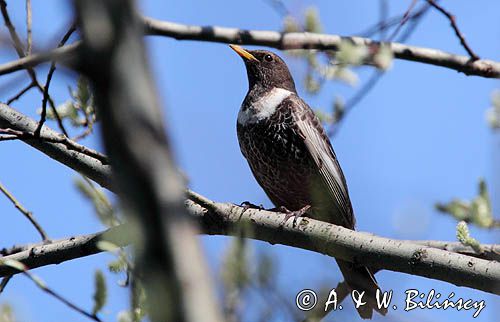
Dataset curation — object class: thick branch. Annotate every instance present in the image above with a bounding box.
[0,103,112,189]
[0,225,129,277]
[0,18,498,79]
[1,203,499,295]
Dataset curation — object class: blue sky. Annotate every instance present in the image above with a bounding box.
[0,1,499,321]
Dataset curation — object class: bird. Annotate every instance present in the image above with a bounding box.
[230,44,387,319]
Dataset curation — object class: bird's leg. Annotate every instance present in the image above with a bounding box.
[272,205,311,226]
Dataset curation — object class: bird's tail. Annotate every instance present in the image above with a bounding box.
[336,259,388,319]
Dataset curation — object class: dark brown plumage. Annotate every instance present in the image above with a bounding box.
[231,45,387,319]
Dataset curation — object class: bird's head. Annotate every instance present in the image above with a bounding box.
[230,45,296,93]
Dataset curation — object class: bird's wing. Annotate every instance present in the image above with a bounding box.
[290,95,355,228]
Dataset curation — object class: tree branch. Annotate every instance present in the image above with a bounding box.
[426,0,479,60]
[0,180,49,241]
[0,42,79,77]
[0,104,112,188]
[1,203,499,295]
[0,18,498,79]
[142,18,499,78]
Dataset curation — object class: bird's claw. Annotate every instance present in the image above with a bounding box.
[279,205,311,226]
[239,201,264,214]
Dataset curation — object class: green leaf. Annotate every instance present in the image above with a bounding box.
[436,178,494,228]
[131,279,147,322]
[92,270,107,315]
[304,7,322,33]
[304,74,321,94]
[486,90,500,130]
[283,16,300,33]
[332,67,359,86]
[0,303,16,322]
[314,109,333,124]
[336,41,369,66]
[108,257,127,273]
[75,178,118,227]
[117,310,133,322]
[456,221,483,253]
[373,45,394,70]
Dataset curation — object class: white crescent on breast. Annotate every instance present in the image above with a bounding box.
[238,88,293,125]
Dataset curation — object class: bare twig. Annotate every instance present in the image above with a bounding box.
[329,71,383,136]
[427,0,479,60]
[387,0,418,41]
[4,264,102,322]
[0,0,27,57]
[0,180,49,241]
[264,0,289,17]
[35,23,76,137]
[0,275,11,293]
[22,271,103,321]
[357,3,429,38]
[25,0,32,55]
[0,42,79,76]
[6,81,35,104]
[377,0,389,40]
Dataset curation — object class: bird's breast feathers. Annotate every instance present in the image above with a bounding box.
[238,87,293,125]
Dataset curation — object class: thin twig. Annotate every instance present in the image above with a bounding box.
[427,0,479,60]
[35,23,76,137]
[264,0,289,17]
[0,0,27,57]
[25,0,32,55]
[0,180,49,241]
[71,123,94,141]
[20,271,103,322]
[0,275,12,293]
[357,3,429,38]
[387,0,418,41]
[6,81,35,105]
[377,0,389,41]
[329,71,383,136]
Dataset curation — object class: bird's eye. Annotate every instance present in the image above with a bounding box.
[264,54,273,62]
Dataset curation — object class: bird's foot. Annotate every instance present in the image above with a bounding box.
[273,205,311,227]
[239,201,264,214]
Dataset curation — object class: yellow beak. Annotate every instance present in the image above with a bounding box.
[229,44,258,62]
